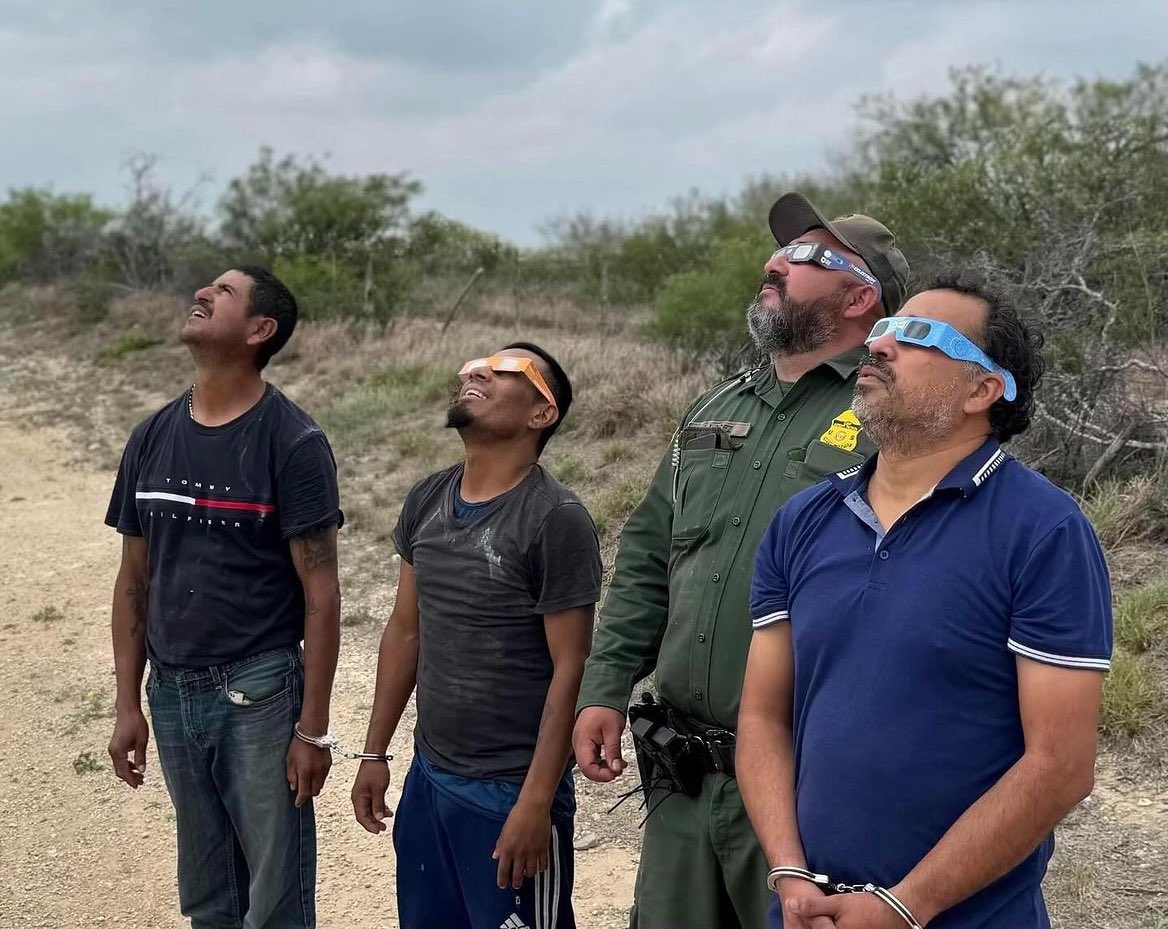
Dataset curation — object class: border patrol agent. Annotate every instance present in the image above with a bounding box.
[572,192,910,929]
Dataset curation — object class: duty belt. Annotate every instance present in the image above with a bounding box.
[627,693,737,798]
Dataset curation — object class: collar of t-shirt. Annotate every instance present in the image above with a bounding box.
[453,487,496,520]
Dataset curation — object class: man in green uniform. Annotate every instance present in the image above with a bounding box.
[572,192,910,929]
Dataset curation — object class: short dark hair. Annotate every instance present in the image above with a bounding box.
[922,271,1045,443]
[239,265,298,370]
[502,341,572,455]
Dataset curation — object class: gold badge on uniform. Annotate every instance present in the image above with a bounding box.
[820,409,862,452]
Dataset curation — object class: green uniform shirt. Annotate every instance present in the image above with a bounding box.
[578,348,875,729]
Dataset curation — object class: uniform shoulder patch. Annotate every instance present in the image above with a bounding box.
[820,409,862,452]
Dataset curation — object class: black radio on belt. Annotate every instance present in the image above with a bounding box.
[630,691,710,799]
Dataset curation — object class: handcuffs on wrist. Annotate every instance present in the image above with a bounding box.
[293,724,393,762]
[767,866,925,929]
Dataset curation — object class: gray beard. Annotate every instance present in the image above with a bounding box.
[746,291,840,357]
[852,376,969,456]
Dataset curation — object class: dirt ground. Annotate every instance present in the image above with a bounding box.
[0,334,1165,928]
[0,411,638,928]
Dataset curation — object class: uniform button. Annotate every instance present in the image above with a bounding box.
[697,633,706,643]
[732,517,741,526]
[695,690,704,701]
[777,413,786,421]
[753,460,762,469]
[879,550,890,560]
[712,573,721,582]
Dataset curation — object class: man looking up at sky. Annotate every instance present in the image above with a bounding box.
[573,193,910,928]
[352,343,602,929]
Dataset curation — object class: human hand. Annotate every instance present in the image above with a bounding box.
[787,889,910,928]
[492,798,551,890]
[108,709,149,788]
[285,736,332,808]
[350,759,392,834]
[572,706,628,782]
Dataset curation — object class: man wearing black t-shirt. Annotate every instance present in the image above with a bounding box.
[351,343,601,929]
[106,266,343,929]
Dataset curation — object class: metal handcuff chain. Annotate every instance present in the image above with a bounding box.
[293,724,393,762]
[766,866,925,929]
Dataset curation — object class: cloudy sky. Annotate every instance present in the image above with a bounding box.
[1,0,1163,244]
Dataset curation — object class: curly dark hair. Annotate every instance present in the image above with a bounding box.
[921,271,1046,443]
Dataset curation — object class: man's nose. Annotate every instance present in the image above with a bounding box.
[867,332,897,358]
[762,249,790,276]
[193,285,213,303]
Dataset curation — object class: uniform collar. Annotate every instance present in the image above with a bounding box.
[736,346,867,397]
[827,438,1010,498]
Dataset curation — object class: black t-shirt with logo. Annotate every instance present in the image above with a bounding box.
[106,384,343,666]
[394,463,602,782]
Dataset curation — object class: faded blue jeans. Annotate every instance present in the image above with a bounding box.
[147,646,316,929]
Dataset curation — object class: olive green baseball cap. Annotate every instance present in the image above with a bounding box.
[768,191,910,314]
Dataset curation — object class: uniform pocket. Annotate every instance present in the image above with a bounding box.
[672,445,736,542]
[799,440,866,484]
[222,651,294,708]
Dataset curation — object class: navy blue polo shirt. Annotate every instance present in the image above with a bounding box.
[750,440,1112,929]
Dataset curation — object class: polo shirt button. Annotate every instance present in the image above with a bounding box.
[695,690,704,700]
[777,413,786,421]
[698,633,706,643]
[753,460,762,469]
[732,517,741,526]
[879,550,890,560]
[712,573,721,582]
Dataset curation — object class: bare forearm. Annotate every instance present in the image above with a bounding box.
[895,754,1093,924]
[299,588,340,734]
[111,571,148,712]
[518,668,582,808]
[737,711,805,868]
[362,617,419,754]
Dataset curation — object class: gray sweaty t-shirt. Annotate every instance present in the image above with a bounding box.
[393,463,602,782]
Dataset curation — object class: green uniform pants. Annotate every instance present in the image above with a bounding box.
[630,773,771,929]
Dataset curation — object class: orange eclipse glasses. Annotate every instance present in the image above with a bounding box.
[457,355,558,409]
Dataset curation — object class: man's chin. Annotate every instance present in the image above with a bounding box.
[445,403,474,430]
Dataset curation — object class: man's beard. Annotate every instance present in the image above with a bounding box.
[852,355,969,455]
[746,275,841,356]
[445,401,473,430]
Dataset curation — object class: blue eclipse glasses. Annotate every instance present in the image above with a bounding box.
[865,315,1018,402]
[771,242,881,296]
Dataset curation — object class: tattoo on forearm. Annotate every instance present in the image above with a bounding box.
[294,525,337,571]
[126,580,148,638]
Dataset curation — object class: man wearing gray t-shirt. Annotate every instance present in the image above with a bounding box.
[352,342,601,929]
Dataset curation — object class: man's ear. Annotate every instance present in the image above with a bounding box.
[964,373,1005,415]
[529,402,559,431]
[247,316,278,348]
[840,283,881,320]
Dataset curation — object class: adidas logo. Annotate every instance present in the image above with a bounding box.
[500,914,530,929]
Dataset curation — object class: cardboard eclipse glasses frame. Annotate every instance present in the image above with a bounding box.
[458,355,558,409]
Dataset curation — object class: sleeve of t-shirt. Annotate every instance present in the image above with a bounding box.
[530,502,603,615]
[1007,511,1113,671]
[105,430,144,536]
[277,433,345,541]
[392,483,422,565]
[750,504,791,630]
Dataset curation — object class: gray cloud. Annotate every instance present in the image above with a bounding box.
[1,0,1163,243]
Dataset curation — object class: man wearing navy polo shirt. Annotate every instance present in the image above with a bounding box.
[738,271,1112,929]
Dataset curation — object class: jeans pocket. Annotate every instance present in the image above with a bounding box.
[222,651,294,709]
